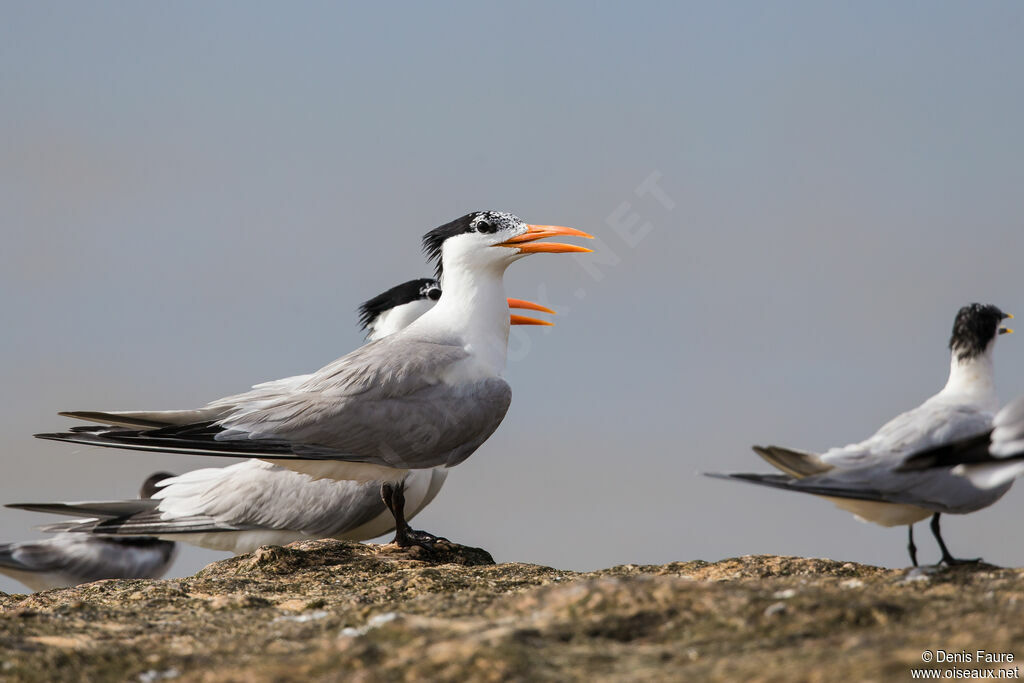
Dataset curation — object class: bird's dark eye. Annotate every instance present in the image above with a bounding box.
[475,220,496,234]
[427,287,441,301]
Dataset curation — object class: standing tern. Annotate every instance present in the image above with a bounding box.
[0,473,177,591]
[36,211,593,547]
[15,279,557,554]
[707,304,1014,566]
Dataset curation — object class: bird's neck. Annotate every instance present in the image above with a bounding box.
[940,348,998,410]
[430,262,511,375]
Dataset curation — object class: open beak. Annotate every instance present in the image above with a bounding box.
[506,298,556,315]
[510,314,554,326]
[1001,313,1014,335]
[508,297,556,326]
[495,224,594,254]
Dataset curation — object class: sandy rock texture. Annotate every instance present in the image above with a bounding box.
[1,540,1022,681]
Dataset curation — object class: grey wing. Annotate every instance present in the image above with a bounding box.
[793,463,1011,514]
[922,396,1024,490]
[706,465,1010,514]
[821,401,994,469]
[6,499,158,519]
[242,378,513,470]
[39,513,254,537]
[157,461,389,537]
[42,338,512,472]
[752,445,831,478]
[218,338,513,469]
[0,536,175,582]
[992,396,1024,458]
[203,373,312,410]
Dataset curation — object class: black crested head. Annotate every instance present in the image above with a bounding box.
[949,303,1009,361]
[140,472,176,499]
[422,211,521,276]
[358,278,440,330]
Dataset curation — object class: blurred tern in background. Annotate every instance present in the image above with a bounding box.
[707,304,1014,566]
[0,473,176,592]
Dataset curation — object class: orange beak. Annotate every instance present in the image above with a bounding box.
[507,297,556,326]
[495,224,594,254]
[506,298,556,315]
[510,314,554,326]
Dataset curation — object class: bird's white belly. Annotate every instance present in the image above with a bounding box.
[821,496,932,527]
[262,459,407,484]
[165,530,311,555]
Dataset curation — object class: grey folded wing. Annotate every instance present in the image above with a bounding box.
[820,402,995,469]
[38,337,513,471]
[6,499,158,519]
[706,461,1009,514]
[37,463,403,539]
[40,513,259,537]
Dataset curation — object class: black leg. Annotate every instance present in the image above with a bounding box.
[907,525,918,567]
[930,513,981,566]
[380,480,447,549]
[380,482,400,519]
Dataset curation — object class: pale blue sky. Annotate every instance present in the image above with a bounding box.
[2,2,1024,593]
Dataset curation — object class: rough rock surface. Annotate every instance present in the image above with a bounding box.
[1,540,1022,681]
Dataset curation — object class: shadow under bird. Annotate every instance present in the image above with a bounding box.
[35,212,593,547]
[0,473,177,592]
[706,304,1014,566]
[15,278,556,554]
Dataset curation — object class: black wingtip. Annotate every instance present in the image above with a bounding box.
[34,432,67,441]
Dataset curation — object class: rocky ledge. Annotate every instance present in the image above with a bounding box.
[1,540,1022,681]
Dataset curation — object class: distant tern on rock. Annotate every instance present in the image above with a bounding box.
[36,212,593,547]
[707,304,1014,566]
[16,279,556,554]
[0,473,176,592]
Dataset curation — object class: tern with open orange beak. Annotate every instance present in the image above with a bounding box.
[37,211,592,549]
[495,224,595,253]
[19,275,559,557]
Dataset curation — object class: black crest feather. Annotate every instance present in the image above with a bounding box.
[357,278,439,330]
[422,212,482,276]
[949,303,1007,361]
[139,472,176,499]
[421,211,520,277]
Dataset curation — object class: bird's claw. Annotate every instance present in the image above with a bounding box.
[393,527,448,550]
